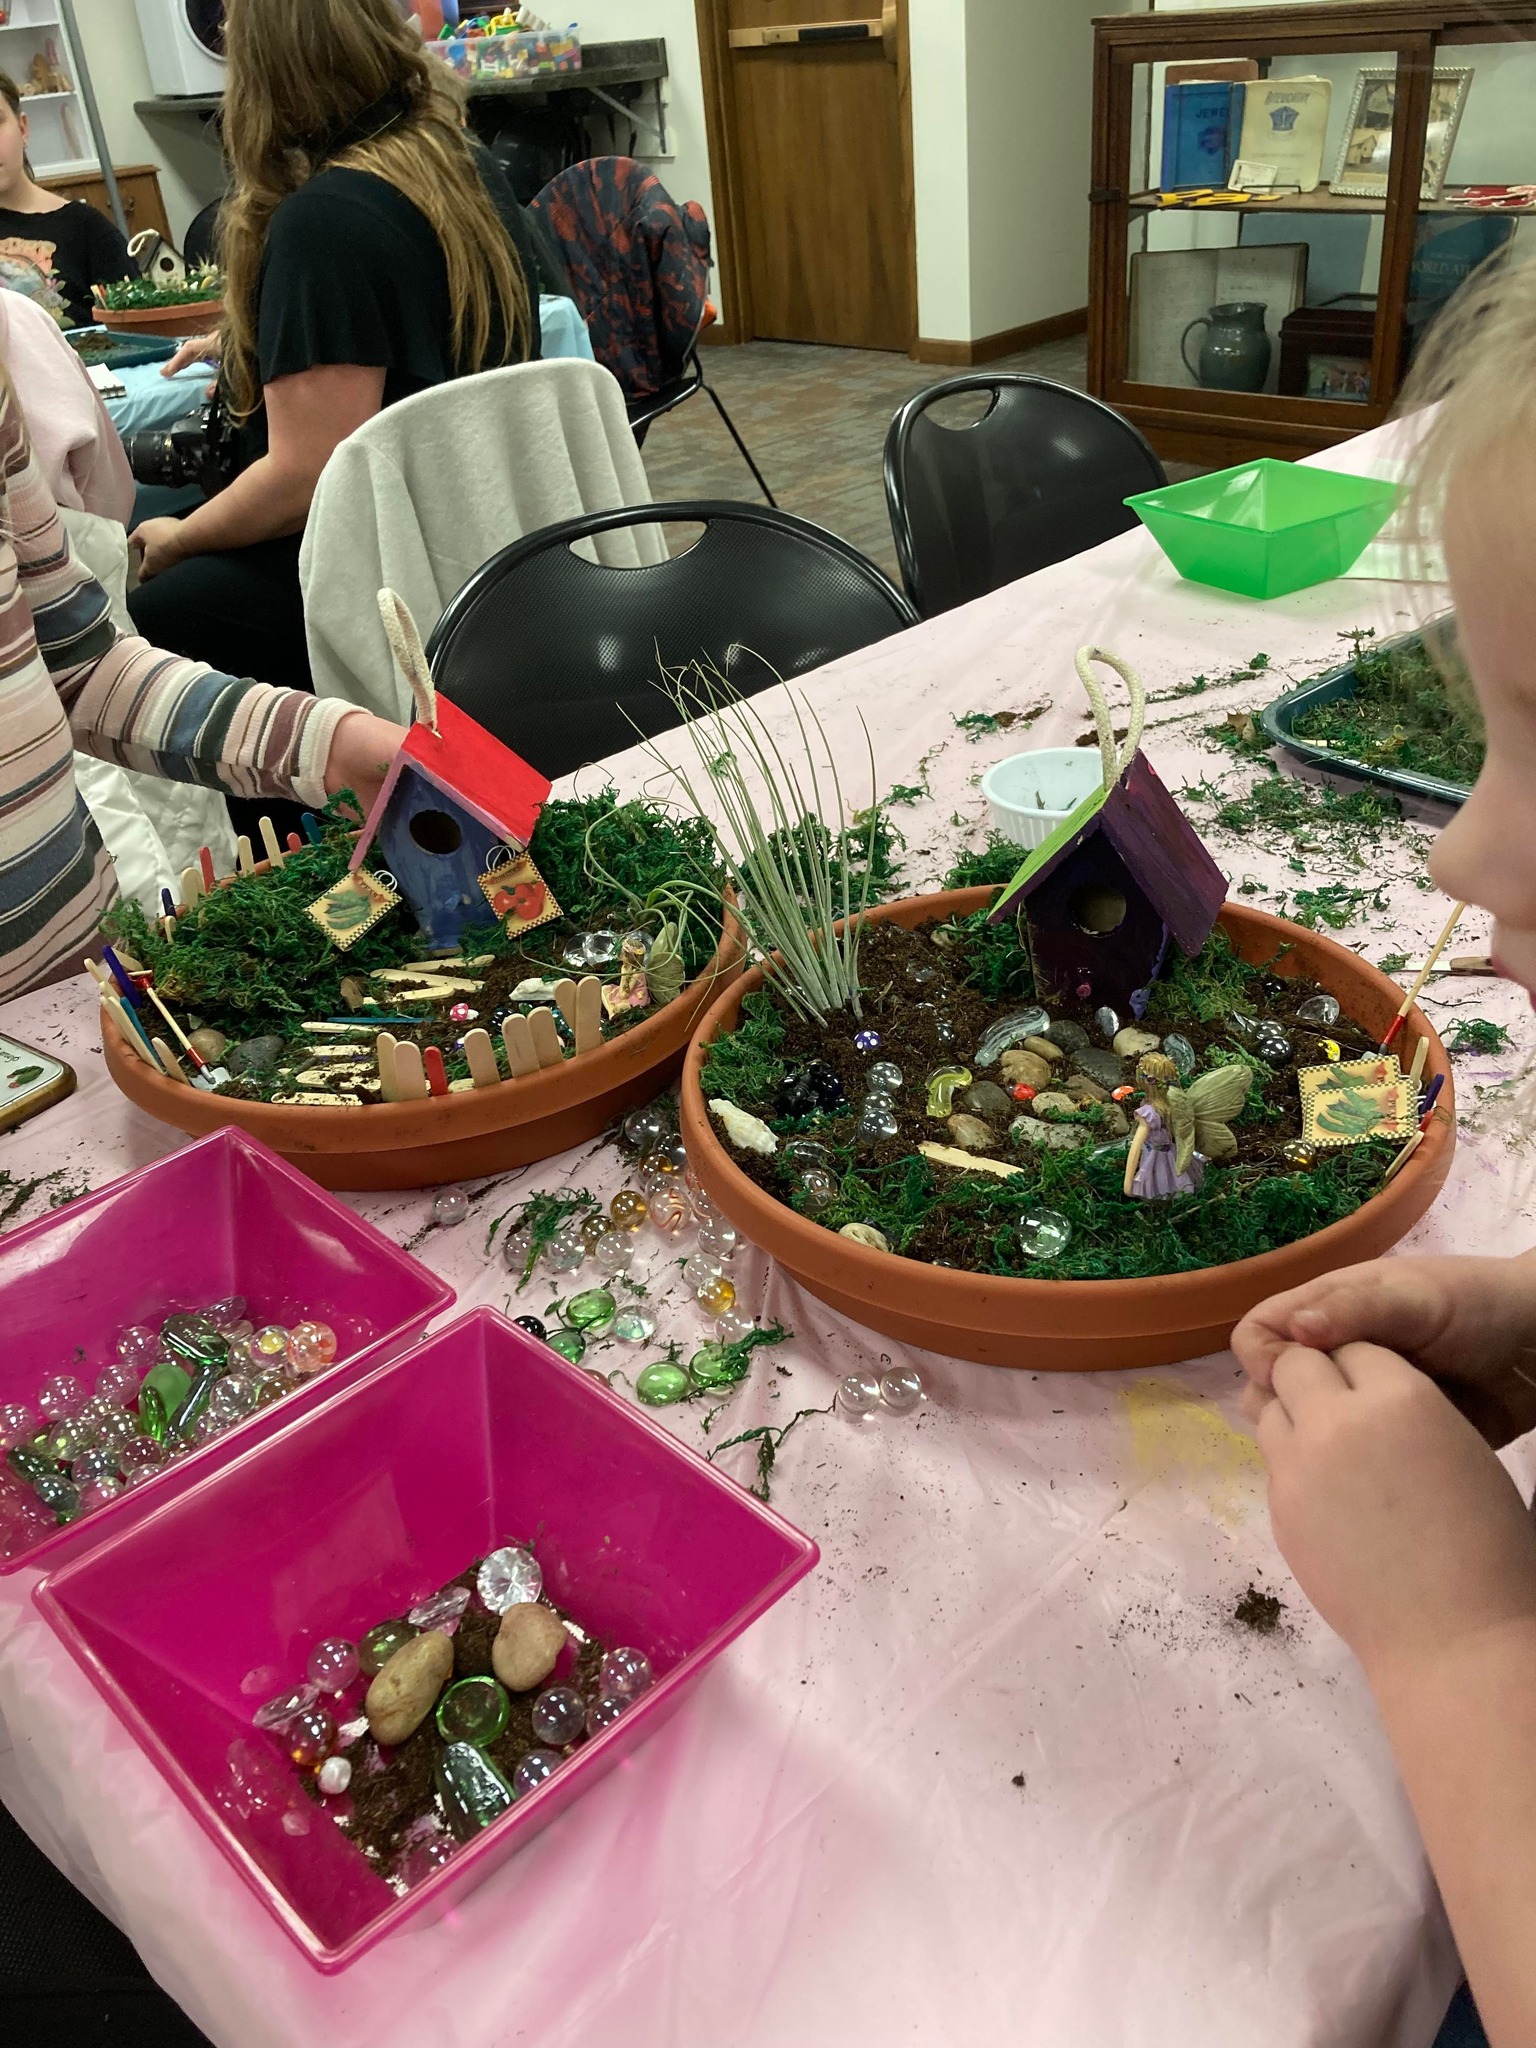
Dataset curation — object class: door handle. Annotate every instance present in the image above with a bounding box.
[729,19,882,46]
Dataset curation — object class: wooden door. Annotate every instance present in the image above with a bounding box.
[704,0,914,351]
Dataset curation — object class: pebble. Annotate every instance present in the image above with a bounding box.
[1023,1035,1063,1063]
[1073,1048,1125,1091]
[318,1756,353,1796]
[1042,1019,1089,1055]
[1030,1091,1078,1121]
[945,1113,997,1152]
[1063,1072,1110,1103]
[491,1605,568,1693]
[838,1222,890,1252]
[1112,1027,1161,1058]
[1010,1117,1087,1153]
[364,1630,455,1746]
[960,1080,1014,1123]
[188,1027,227,1061]
[709,1098,778,1156]
[997,1050,1053,1090]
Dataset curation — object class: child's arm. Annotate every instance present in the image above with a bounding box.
[1248,1339,1536,2046]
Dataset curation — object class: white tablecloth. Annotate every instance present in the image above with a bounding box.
[1,414,1523,2048]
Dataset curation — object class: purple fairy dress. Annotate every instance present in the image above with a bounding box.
[1131,1104,1205,1200]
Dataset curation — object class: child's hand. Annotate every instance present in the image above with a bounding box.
[1247,1341,1536,1681]
[1233,1255,1536,1446]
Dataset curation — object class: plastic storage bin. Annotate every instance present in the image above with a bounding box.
[1126,459,1400,599]
[427,27,579,80]
[982,747,1106,849]
[36,1307,820,1971]
[0,1127,451,1576]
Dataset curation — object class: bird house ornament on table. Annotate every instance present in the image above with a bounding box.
[988,648,1228,1017]
[347,592,554,952]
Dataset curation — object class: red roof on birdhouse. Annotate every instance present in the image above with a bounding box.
[351,695,551,869]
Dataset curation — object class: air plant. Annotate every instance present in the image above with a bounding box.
[641,661,884,1025]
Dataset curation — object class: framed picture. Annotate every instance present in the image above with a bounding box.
[1333,66,1473,202]
[1305,353,1372,404]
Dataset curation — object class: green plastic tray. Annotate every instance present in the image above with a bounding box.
[1126,458,1401,599]
[64,327,180,371]
[1259,626,1472,807]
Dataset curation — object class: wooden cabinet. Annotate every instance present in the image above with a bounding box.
[1088,0,1536,464]
[41,163,172,246]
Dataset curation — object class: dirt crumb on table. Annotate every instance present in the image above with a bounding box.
[1232,1583,1284,1634]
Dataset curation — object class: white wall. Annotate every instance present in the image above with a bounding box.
[566,0,716,232]
[69,0,223,243]
[909,2,972,342]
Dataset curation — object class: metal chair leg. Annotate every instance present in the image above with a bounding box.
[695,359,776,507]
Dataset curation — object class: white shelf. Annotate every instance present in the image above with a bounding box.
[0,20,64,32]
[34,156,97,178]
[18,89,74,103]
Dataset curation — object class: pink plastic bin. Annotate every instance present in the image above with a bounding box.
[1,1127,452,1575]
[36,1307,820,1971]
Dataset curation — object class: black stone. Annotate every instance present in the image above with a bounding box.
[804,1062,846,1110]
[773,1072,822,1119]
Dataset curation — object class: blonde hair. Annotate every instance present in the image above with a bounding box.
[219,0,529,419]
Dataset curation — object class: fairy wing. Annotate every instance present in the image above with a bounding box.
[1168,1065,1252,1174]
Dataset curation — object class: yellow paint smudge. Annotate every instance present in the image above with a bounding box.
[1118,1378,1264,1527]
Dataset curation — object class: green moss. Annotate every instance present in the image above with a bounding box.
[1289,628,1483,789]
[940,905,1038,1003]
[1446,1017,1512,1056]
[943,836,1029,891]
[1143,927,1265,1025]
[699,990,788,1104]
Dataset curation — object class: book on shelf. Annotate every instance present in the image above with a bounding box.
[1128,243,1309,391]
[1236,76,1332,194]
[1166,59,1260,86]
[1159,80,1243,192]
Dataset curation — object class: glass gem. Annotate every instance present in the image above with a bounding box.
[359,1620,418,1674]
[437,1676,511,1747]
[636,1362,690,1406]
[399,1824,458,1886]
[699,1274,737,1317]
[567,1288,616,1335]
[1297,993,1341,1027]
[593,1230,635,1277]
[317,1756,352,1796]
[207,1294,248,1331]
[78,1477,123,1513]
[210,1373,256,1423]
[867,1060,904,1095]
[695,1219,738,1261]
[798,1169,838,1216]
[307,1638,360,1692]
[638,1162,674,1199]
[782,1138,833,1177]
[714,1309,757,1346]
[613,1308,658,1345]
[438,1741,515,1839]
[512,1750,561,1799]
[408,1584,472,1632]
[600,1646,652,1700]
[774,1070,823,1120]
[925,1066,971,1118]
[141,1359,190,1416]
[478,1545,543,1612]
[95,1360,142,1406]
[71,1446,119,1486]
[804,1063,846,1111]
[160,1312,224,1365]
[37,1374,84,1422]
[514,1315,547,1340]
[0,1403,39,1454]
[501,1225,534,1275]
[32,1471,79,1519]
[1282,1139,1318,1169]
[1321,1038,1342,1062]
[836,1370,882,1417]
[855,1099,900,1144]
[135,1383,169,1444]
[289,1320,338,1369]
[656,1138,689,1173]
[247,1326,290,1366]
[1253,1022,1291,1065]
[253,1682,321,1731]
[545,1329,586,1365]
[542,1228,586,1274]
[171,1359,221,1438]
[119,1436,164,1481]
[1094,1006,1121,1043]
[286,1707,337,1767]
[578,1211,611,1252]
[688,1341,730,1387]
[682,1254,724,1297]
[586,1695,626,1736]
[647,1184,691,1236]
[1163,1033,1197,1081]
[622,1103,671,1154]
[879,1367,926,1414]
[116,1325,161,1367]
[974,1008,1052,1066]
[852,1029,881,1054]
[1018,1206,1073,1259]
[585,929,622,967]
[530,1684,586,1746]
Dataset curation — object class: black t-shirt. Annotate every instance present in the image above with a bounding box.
[240,163,537,466]
[0,197,132,330]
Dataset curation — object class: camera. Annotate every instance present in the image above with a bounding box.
[123,392,241,496]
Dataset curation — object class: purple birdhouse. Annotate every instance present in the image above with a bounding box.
[988,751,1228,1015]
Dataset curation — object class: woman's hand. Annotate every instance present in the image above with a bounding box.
[161,331,222,378]
[1247,1340,1536,1683]
[129,516,193,583]
[323,711,406,819]
[1233,1254,1536,1447]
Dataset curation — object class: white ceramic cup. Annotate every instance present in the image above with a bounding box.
[981,747,1106,850]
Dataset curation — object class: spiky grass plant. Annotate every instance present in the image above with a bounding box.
[642,662,883,1025]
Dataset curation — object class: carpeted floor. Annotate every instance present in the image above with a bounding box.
[637,332,1093,580]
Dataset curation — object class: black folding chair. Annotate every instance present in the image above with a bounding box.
[425,500,917,778]
[625,334,778,508]
[883,374,1167,617]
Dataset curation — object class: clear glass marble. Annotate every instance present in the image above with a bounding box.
[209,1373,256,1423]
[798,1168,838,1214]
[530,1685,586,1745]
[77,1476,122,1513]
[714,1309,756,1346]
[879,1367,925,1414]
[599,1646,652,1700]
[94,1360,142,1406]
[500,1225,534,1274]
[613,1307,658,1345]
[115,1325,161,1367]
[477,1544,543,1612]
[432,1188,470,1227]
[0,1402,39,1453]
[1018,1207,1073,1259]
[542,1228,586,1274]
[695,1219,738,1261]
[592,1229,635,1277]
[307,1637,360,1692]
[682,1253,724,1296]
[512,1750,560,1798]
[37,1373,84,1422]
[285,1706,337,1767]
[622,1102,671,1154]
[836,1370,883,1417]
[585,1695,626,1736]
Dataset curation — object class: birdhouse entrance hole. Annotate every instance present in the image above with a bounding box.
[409,809,464,856]
[1069,884,1128,935]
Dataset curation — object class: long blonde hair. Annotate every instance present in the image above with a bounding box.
[219,0,529,418]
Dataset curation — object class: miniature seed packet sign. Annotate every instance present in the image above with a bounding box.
[1298,1055,1416,1149]
[306,869,401,950]
[478,851,561,938]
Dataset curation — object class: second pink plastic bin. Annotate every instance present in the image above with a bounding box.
[37,1307,820,1971]
[0,1127,452,1574]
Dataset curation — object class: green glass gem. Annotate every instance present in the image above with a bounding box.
[436,1676,511,1747]
[137,1382,169,1443]
[925,1065,972,1118]
[545,1328,586,1365]
[36,1419,77,1464]
[435,1741,514,1842]
[358,1618,418,1674]
[141,1360,191,1419]
[7,1442,52,1486]
[172,1358,221,1438]
[687,1342,731,1388]
[162,1321,229,1369]
[636,1361,690,1406]
[565,1288,616,1336]
[32,1470,78,1517]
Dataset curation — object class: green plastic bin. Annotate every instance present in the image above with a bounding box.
[1126,459,1401,599]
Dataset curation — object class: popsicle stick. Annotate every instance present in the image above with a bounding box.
[423,1046,448,1097]
[391,1040,429,1102]
[1382,1128,1425,1187]
[235,835,255,874]
[1407,1036,1429,1086]
[101,995,156,1067]
[573,974,603,1055]
[375,1031,400,1103]
[198,846,216,893]
[554,977,580,1029]
[82,956,111,989]
[151,1035,190,1084]
[1382,901,1466,1050]
[286,832,303,854]
[179,864,205,907]
[259,816,285,869]
[501,1013,538,1078]
[529,1007,563,1069]
[464,1027,500,1089]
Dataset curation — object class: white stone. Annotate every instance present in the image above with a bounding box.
[709,1098,778,1156]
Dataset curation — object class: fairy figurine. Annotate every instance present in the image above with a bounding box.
[1123,1051,1251,1200]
